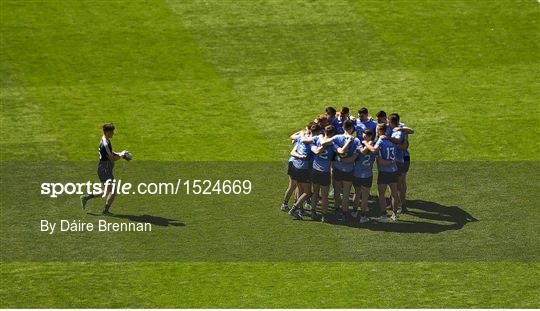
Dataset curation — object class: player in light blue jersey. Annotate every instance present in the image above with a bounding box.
[309,125,337,222]
[326,106,345,135]
[341,129,376,224]
[353,130,377,223]
[363,123,399,221]
[287,123,322,220]
[354,107,377,141]
[376,110,387,125]
[387,113,414,213]
[282,122,315,213]
[331,120,360,223]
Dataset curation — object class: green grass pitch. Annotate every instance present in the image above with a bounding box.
[1,0,539,308]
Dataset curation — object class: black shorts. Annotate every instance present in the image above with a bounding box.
[353,175,373,188]
[377,171,398,185]
[287,161,295,179]
[97,161,114,183]
[397,160,410,175]
[311,169,331,186]
[293,167,311,183]
[333,168,354,182]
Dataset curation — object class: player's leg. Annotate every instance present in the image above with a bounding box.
[102,182,116,215]
[333,179,343,220]
[80,191,102,209]
[282,177,297,212]
[389,181,399,220]
[289,168,311,219]
[314,170,331,221]
[282,162,298,211]
[310,182,321,214]
[398,161,409,213]
[395,168,402,207]
[320,185,330,216]
[357,185,371,223]
[295,182,311,207]
[397,173,405,208]
[377,183,388,216]
[351,183,361,218]
[361,184,371,215]
[341,180,353,216]
[333,179,343,210]
[82,162,108,209]
[290,182,311,219]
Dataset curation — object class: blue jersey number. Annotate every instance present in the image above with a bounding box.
[386,147,396,160]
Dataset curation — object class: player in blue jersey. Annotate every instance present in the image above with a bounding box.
[332,120,360,222]
[282,122,314,212]
[314,114,329,130]
[309,125,337,222]
[281,122,314,212]
[281,133,301,212]
[353,130,377,223]
[376,110,387,125]
[338,106,351,121]
[326,106,344,135]
[354,107,378,141]
[363,123,399,221]
[341,129,377,224]
[387,113,414,213]
[287,123,322,220]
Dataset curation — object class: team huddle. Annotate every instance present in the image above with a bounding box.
[282,107,414,223]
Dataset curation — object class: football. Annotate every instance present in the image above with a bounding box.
[123,151,132,161]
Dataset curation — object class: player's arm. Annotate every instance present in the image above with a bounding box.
[336,137,353,155]
[388,130,406,145]
[358,142,372,155]
[107,153,122,161]
[301,137,315,144]
[290,130,303,142]
[397,139,409,150]
[378,158,393,165]
[340,153,358,163]
[310,145,325,155]
[290,145,306,159]
[114,150,132,160]
[393,126,414,134]
[363,140,380,153]
[318,137,334,147]
[388,136,401,145]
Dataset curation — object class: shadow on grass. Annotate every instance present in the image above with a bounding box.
[88,213,185,227]
[317,199,477,234]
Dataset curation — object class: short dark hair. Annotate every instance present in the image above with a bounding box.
[324,125,336,136]
[358,107,368,115]
[343,119,354,131]
[317,115,329,127]
[376,110,387,118]
[310,123,322,134]
[325,106,337,115]
[388,113,400,125]
[102,123,115,133]
[363,129,373,137]
[341,106,350,115]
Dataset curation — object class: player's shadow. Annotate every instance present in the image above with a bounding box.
[325,199,477,234]
[88,213,185,227]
